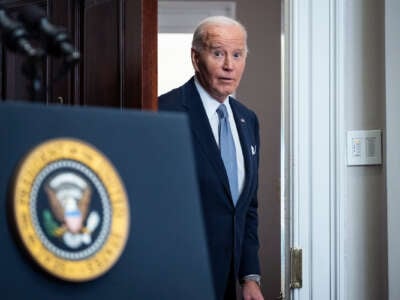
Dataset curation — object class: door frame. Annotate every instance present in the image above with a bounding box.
[284,0,346,299]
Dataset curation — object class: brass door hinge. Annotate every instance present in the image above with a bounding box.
[290,248,302,289]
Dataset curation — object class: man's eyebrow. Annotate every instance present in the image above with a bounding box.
[208,45,223,49]
[208,45,245,52]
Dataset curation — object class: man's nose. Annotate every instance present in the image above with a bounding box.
[223,55,234,70]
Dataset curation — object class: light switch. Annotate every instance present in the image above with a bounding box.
[351,138,361,157]
[347,130,382,166]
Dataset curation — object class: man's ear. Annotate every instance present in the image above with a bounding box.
[191,48,200,72]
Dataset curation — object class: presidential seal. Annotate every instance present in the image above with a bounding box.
[11,138,130,282]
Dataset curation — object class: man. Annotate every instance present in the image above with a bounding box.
[158,16,264,300]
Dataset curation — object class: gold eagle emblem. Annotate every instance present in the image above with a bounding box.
[44,172,100,248]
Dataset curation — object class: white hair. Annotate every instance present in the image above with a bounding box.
[192,16,248,52]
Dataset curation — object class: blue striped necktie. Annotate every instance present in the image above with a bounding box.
[217,104,239,205]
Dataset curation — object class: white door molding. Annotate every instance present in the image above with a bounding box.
[286,0,346,299]
[386,0,400,299]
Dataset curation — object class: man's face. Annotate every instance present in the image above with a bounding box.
[191,24,247,103]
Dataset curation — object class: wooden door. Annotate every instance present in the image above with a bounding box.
[0,0,157,110]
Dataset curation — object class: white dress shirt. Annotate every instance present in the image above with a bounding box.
[194,78,245,196]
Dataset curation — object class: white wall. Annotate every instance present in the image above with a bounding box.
[385,0,400,299]
[344,1,387,299]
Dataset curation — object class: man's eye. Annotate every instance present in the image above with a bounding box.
[213,51,223,57]
[233,52,242,58]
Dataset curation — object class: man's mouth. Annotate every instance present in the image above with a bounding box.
[219,77,234,82]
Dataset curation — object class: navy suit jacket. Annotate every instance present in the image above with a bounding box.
[158,77,260,299]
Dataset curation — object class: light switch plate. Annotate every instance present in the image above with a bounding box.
[347,130,382,166]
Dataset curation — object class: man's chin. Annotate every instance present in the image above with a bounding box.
[221,91,235,98]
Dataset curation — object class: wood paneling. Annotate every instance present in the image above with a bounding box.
[0,0,157,109]
[124,0,157,110]
[83,0,120,107]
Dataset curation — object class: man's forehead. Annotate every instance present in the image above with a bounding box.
[204,24,244,36]
[204,28,245,45]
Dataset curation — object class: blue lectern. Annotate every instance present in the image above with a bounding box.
[0,102,215,300]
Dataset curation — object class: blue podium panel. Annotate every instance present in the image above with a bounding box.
[0,102,215,300]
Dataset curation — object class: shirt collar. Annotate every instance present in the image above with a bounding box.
[194,77,231,119]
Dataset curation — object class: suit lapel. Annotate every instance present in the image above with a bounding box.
[182,79,231,195]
